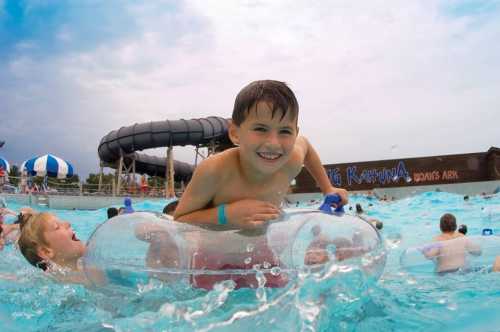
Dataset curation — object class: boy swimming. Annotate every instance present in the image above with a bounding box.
[174,80,348,227]
[423,213,481,273]
[172,80,348,289]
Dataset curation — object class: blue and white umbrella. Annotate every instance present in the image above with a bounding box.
[0,156,9,173]
[21,154,74,179]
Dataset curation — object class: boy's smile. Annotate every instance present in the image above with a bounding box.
[256,151,283,161]
[230,101,298,177]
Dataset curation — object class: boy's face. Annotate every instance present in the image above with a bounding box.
[230,101,298,175]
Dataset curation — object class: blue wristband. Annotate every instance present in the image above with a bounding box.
[217,204,228,225]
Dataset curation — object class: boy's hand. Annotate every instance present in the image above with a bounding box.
[326,187,349,207]
[226,200,281,229]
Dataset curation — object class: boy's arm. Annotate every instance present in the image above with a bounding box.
[296,136,348,205]
[420,241,441,258]
[423,246,440,259]
[173,158,219,225]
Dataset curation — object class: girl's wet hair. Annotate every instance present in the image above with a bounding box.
[18,212,50,271]
[232,80,299,126]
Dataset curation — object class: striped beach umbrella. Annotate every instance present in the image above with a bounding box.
[0,156,9,173]
[21,154,74,179]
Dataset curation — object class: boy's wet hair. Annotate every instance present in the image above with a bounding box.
[232,80,299,126]
[107,207,119,219]
[18,212,50,271]
[440,213,457,233]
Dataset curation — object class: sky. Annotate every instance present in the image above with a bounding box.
[1,0,499,180]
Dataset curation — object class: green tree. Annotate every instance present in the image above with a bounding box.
[35,174,80,187]
[8,165,20,177]
[8,165,20,186]
[147,175,165,187]
[66,174,80,183]
[85,173,115,185]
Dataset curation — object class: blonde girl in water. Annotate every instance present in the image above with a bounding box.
[17,211,170,286]
[17,212,89,284]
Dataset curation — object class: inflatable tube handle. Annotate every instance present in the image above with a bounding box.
[482,228,493,236]
[319,194,344,214]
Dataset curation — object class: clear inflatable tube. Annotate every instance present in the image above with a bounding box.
[400,235,500,275]
[83,210,386,291]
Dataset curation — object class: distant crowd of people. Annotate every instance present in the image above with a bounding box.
[0,169,52,194]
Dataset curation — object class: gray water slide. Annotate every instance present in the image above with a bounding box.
[98,117,230,182]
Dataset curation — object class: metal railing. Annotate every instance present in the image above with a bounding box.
[0,176,181,198]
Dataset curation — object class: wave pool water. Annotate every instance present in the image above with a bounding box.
[1,192,499,332]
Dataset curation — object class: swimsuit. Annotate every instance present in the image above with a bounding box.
[190,244,289,290]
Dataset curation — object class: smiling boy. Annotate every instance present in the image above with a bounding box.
[174,80,348,229]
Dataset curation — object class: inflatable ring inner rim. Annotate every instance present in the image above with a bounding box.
[83,210,381,280]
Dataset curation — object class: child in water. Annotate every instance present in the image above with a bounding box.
[17,210,171,286]
[172,80,348,288]
[423,213,481,273]
[17,212,90,284]
[304,225,366,265]
[174,80,347,227]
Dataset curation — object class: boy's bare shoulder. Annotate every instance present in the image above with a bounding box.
[196,148,239,176]
[292,136,309,158]
[295,135,309,148]
[285,136,308,170]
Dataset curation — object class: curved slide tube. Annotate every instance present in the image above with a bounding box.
[98,117,230,181]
